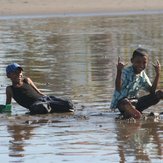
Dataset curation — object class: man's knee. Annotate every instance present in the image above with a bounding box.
[117,98,131,112]
[118,98,130,106]
[156,90,163,100]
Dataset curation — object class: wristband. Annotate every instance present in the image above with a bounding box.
[0,104,12,113]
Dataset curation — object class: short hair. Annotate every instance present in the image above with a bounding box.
[132,48,148,59]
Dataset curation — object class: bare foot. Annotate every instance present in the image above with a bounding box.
[124,106,142,119]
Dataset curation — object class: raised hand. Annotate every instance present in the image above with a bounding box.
[152,59,161,75]
[117,56,127,71]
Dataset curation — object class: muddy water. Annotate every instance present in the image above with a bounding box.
[0,14,163,162]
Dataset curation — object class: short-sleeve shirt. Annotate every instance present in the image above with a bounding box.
[110,66,152,109]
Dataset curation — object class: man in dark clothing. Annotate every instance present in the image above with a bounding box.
[5,63,74,115]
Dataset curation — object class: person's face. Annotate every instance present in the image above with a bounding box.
[8,69,23,83]
[131,55,148,74]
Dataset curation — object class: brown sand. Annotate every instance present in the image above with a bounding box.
[0,0,163,16]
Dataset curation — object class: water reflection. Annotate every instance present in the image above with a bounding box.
[116,119,163,163]
[8,124,35,158]
[0,13,163,162]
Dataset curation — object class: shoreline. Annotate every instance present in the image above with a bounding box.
[1,10,163,20]
[0,0,163,18]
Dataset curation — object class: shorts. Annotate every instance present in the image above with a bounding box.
[29,96,74,115]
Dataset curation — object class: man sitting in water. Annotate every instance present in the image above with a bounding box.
[5,63,74,114]
[110,48,163,119]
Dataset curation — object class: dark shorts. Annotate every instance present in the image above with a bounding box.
[29,96,74,115]
[117,93,160,113]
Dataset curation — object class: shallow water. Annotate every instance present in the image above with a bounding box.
[0,13,163,162]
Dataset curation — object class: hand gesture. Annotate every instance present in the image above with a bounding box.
[152,59,161,75]
[117,56,127,71]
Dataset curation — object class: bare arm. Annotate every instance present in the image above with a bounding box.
[6,86,13,104]
[115,57,127,92]
[27,77,45,96]
[150,60,161,93]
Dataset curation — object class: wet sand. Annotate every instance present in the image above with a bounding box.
[0,0,163,16]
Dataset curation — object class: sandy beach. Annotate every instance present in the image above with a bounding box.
[1,0,163,16]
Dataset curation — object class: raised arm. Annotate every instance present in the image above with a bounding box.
[150,59,161,93]
[115,57,127,92]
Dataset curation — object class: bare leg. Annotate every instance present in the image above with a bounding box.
[118,99,142,119]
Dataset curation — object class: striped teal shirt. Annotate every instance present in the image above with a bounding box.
[110,66,152,109]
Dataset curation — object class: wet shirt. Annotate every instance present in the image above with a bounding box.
[110,66,152,109]
[11,79,42,108]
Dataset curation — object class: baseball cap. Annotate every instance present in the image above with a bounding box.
[6,63,23,75]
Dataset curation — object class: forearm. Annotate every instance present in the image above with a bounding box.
[151,59,161,93]
[151,73,160,93]
[28,77,45,96]
[32,85,45,96]
[6,87,12,104]
[115,69,122,92]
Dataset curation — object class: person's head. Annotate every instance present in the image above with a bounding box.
[6,63,23,82]
[131,48,149,74]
